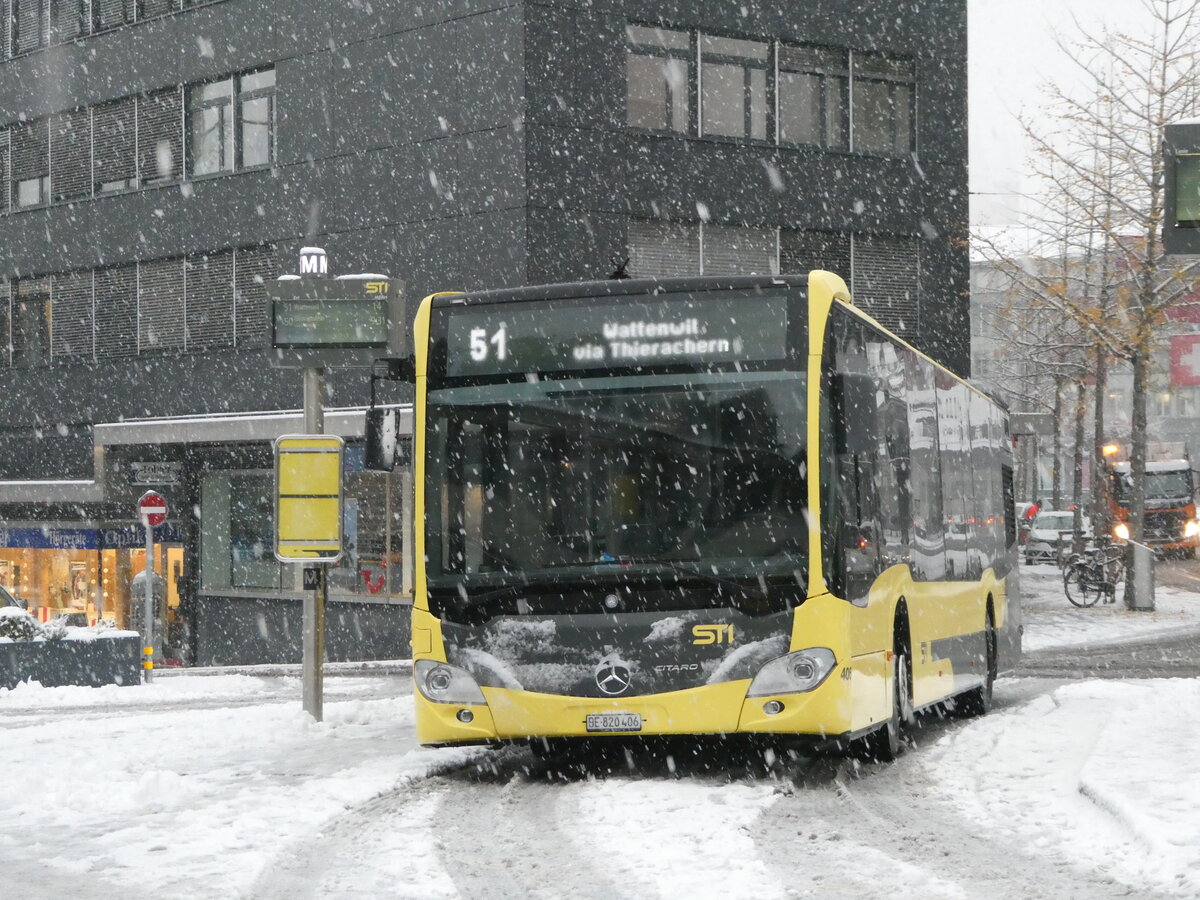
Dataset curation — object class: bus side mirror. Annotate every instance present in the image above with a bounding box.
[364,407,399,471]
[832,373,877,456]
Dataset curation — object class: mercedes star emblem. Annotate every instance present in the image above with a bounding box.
[595,656,632,696]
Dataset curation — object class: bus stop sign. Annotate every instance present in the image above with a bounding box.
[274,434,344,562]
[138,490,168,527]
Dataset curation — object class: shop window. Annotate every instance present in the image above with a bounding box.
[700,34,769,140]
[328,470,410,599]
[201,471,282,592]
[852,54,915,156]
[778,44,848,150]
[237,68,275,169]
[93,98,138,193]
[626,25,692,133]
[187,77,234,176]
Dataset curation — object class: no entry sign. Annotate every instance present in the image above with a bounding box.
[138,490,168,527]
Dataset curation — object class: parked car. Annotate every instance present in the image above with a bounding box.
[0,585,26,609]
[1015,502,1037,544]
[1024,510,1091,564]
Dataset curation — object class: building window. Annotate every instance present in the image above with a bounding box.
[92,0,138,32]
[237,68,276,169]
[700,35,769,140]
[50,107,92,202]
[12,0,47,55]
[628,219,779,277]
[625,25,692,133]
[51,270,94,361]
[778,45,848,150]
[628,220,701,277]
[852,54,916,156]
[0,130,9,212]
[188,68,276,176]
[50,0,87,42]
[187,77,234,176]
[11,277,51,367]
[138,257,186,351]
[851,234,920,333]
[94,265,138,360]
[139,0,176,20]
[139,88,183,184]
[93,98,138,193]
[780,229,851,279]
[185,250,235,350]
[702,224,778,275]
[11,119,49,209]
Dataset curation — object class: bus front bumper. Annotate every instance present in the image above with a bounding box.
[415,675,861,747]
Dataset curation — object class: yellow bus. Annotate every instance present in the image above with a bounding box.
[410,271,1020,760]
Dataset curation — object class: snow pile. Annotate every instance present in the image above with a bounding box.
[927,679,1200,897]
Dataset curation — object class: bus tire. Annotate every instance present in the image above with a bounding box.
[952,608,996,718]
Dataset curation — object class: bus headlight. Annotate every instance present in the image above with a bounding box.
[746,647,837,697]
[415,659,486,705]
[1114,522,1130,541]
[1185,520,1200,538]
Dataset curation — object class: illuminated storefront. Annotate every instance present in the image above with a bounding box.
[0,406,413,666]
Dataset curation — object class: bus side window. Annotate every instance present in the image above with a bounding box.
[827,312,883,603]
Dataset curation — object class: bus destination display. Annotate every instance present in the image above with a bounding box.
[445,292,790,376]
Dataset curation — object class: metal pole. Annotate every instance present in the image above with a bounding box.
[143,523,154,682]
[302,367,326,721]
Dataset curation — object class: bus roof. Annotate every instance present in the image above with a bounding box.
[427,275,810,308]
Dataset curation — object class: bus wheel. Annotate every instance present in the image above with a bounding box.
[952,611,996,718]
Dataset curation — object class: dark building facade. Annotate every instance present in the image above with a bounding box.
[0,1,968,663]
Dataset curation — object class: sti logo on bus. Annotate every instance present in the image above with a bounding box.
[692,624,735,645]
[365,281,389,294]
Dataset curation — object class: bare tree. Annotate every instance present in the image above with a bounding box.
[982,0,1200,605]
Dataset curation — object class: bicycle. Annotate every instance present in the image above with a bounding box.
[1062,540,1126,608]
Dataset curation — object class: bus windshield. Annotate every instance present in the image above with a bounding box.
[426,371,809,590]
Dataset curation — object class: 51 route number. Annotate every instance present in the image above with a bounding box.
[469,324,508,362]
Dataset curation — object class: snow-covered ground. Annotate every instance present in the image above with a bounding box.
[1,568,1197,899]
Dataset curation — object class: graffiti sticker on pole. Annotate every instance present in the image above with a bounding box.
[274,434,344,562]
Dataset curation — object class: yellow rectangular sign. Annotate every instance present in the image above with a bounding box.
[274,434,344,562]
